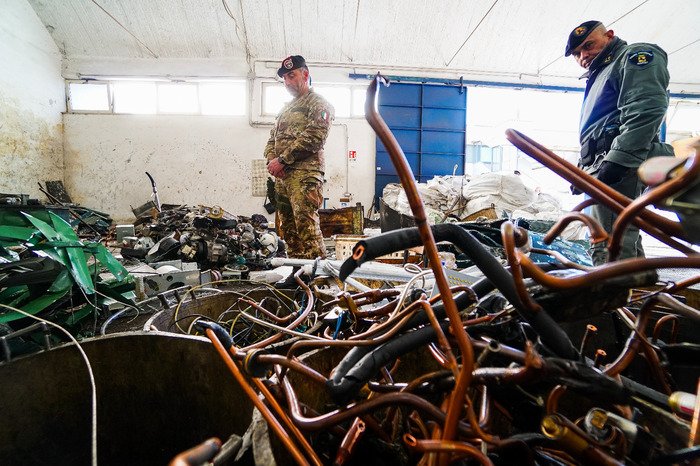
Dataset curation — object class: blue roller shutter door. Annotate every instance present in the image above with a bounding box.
[375,83,467,201]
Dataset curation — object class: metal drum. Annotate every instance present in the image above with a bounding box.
[0,332,252,465]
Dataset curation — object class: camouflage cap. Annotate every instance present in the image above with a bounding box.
[277,55,307,77]
[565,20,603,56]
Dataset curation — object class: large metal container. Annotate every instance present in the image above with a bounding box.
[0,333,252,465]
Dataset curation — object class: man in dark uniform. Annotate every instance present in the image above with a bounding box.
[265,55,335,259]
[566,20,674,265]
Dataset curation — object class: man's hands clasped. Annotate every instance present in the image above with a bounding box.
[267,157,287,179]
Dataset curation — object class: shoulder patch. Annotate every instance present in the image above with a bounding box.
[628,50,654,66]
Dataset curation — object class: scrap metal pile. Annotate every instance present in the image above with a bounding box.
[171,76,700,466]
[123,205,280,272]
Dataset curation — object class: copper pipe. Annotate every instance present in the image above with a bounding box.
[546,385,567,414]
[609,154,700,260]
[638,340,673,394]
[505,128,686,240]
[237,297,295,323]
[664,275,700,293]
[333,418,366,466]
[254,354,328,385]
[249,376,324,466]
[242,268,315,350]
[604,299,654,377]
[501,222,543,313]
[279,370,474,435]
[529,247,593,271]
[656,293,700,322]
[579,324,598,356]
[417,298,460,376]
[543,211,608,246]
[203,329,309,466]
[403,434,494,466]
[571,198,597,212]
[652,314,679,344]
[169,437,221,466]
[593,349,607,368]
[366,74,475,442]
[518,254,700,290]
[505,129,691,253]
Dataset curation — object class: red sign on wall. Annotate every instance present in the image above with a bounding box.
[348,150,357,160]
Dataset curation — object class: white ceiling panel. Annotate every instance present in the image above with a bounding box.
[26,0,700,91]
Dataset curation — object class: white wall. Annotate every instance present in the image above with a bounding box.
[0,0,65,198]
[61,58,377,223]
[63,112,376,223]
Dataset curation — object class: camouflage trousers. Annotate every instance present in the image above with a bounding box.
[275,169,326,259]
[589,170,645,266]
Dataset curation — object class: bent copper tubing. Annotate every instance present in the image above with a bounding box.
[571,198,597,212]
[403,434,495,466]
[546,385,567,415]
[543,211,608,246]
[656,292,700,322]
[242,268,315,350]
[169,437,221,466]
[652,314,679,344]
[249,374,324,466]
[203,328,310,466]
[279,370,476,435]
[518,253,700,290]
[505,128,688,244]
[238,297,296,323]
[333,418,366,466]
[501,222,544,313]
[366,73,475,444]
[665,275,700,293]
[604,299,654,377]
[609,155,700,260]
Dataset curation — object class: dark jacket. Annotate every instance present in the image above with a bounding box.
[579,36,674,169]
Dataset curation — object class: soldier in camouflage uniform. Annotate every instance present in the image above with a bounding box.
[566,21,674,265]
[265,55,335,259]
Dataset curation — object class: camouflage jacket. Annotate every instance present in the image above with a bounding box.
[264,89,334,174]
[579,37,674,169]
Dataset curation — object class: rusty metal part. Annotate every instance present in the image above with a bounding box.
[543,211,608,246]
[609,154,700,260]
[504,128,692,252]
[366,74,475,443]
[403,434,495,466]
[169,437,222,466]
[203,328,311,466]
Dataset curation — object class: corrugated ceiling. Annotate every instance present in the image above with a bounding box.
[27,0,700,91]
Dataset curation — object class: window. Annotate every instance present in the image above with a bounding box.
[67,79,246,116]
[315,86,351,117]
[157,83,199,114]
[200,82,246,115]
[262,83,292,115]
[68,82,110,112]
[113,82,157,114]
[261,82,368,118]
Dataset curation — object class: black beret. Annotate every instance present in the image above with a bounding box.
[565,20,603,56]
[277,55,307,77]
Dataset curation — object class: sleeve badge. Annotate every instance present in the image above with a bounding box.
[628,51,654,66]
